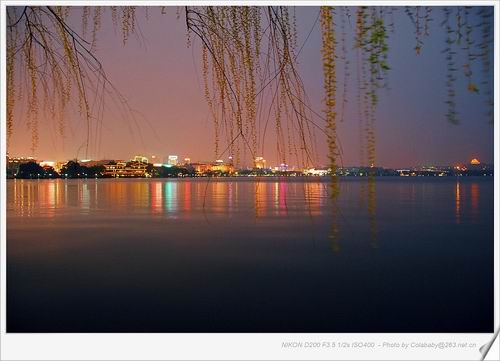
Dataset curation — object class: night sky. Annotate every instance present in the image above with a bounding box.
[8,6,494,168]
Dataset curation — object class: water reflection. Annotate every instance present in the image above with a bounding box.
[329,177,340,252]
[151,182,163,215]
[184,181,192,213]
[81,183,90,213]
[304,181,325,217]
[9,178,331,219]
[454,180,481,224]
[470,182,479,223]
[7,178,489,250]
[7,177,494,333]
[164,181,178,215]
[367,176,378,249]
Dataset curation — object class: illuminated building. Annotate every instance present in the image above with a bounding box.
[39,161,56,168]
[133,155,149,164]
[470,158,480,165]
[278,163,288,172]
[192,163,211,174]
[397,169,411,177]
[303,168,329,176]
[103,161,149,178]
[168,155,178,166]
[6,156,36,177]
[54,162,66,173]
[254,156,266,169]
[211,160,234,173]
[103,162,126,177]
[184,158,191,165]
[79,159,113,168]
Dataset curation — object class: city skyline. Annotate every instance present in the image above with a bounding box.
[4,4,496,347]
[7,7,494,169]
[5,151,492,170]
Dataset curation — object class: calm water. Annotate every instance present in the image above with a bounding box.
[7,177,494,332]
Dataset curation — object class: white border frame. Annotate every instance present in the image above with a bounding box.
[0,1,498,360]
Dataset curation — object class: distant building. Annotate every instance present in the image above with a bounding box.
[254,156,266,169]
[7,156,36,177]
[470,158,481,165]
[132,155,149,164]
[167,155,178,166]
[103,161,149,178]
[39,161,56,168]
[54,162,67,173]
[211,160,234,174]
[79,159,113,168]
[278,163,288,172]
[184,157,191,165]
[191,163,211,174]
[304,168,329,176]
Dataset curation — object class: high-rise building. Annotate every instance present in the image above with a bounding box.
[211,160,234,173]
[168,155,178,166]
[279,163,288,172]
[254,156,266,169]
[133,155,149,164]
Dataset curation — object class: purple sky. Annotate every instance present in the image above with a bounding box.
[8,6,494,168]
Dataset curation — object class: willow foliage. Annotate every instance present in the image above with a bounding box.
[6,6,138,156]
[6,5,494,163]
[186,6,318,167]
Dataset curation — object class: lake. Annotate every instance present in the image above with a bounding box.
[7,177,494,332]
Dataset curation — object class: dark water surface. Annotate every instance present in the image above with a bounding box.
[7,177,494,332]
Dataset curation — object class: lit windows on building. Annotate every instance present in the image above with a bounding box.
[168,155,178,166]
[132,155,149,164]
[254,157,266,169]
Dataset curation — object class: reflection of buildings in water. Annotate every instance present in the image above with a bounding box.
[274,182,279,215]
[80,182,90,212]
[272,181,288,217]
[279,181,287,216]
[164,181,178,214]
[94,180,99,209]
[255,181,266,218]
[455,181,461,225]
[470,183,479,223]
[213,181,225,213]
[44,181,56,218]
[329,178,340,253]
[12,180,70,218]
[66,182,81,207]
[136,182,149,208]
[151,182,163,215]
[13,180,36,217]
[195,181,206,209]
[227,182,233,213]
[103,181,127,211]
[367,177,378,249]
[304,182,324,217]
[184,181,191,213]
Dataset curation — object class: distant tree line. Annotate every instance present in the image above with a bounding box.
[10,161,106,179]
